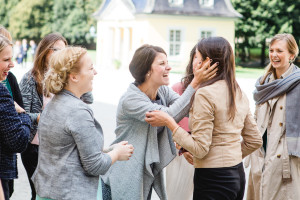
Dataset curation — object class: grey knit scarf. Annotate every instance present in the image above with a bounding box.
[253,65,300,157]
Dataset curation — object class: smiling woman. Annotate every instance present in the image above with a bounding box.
[101,44,218,200]
[0,38,13,81]
[32,47,134,200]
[0,35,31,200]
[248,33,300,200]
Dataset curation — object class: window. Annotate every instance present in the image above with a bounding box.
[169,0,184,7]
[199,0,214,8]
[199,28,215,40]
[169,29,182,56]
[200,30,212,40]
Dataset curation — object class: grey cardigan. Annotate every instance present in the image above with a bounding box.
[20,70,94,142]
[32,90,111,200]
[102,83,195,200]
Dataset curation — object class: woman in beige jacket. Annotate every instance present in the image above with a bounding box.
[247,34,300,200]
[145,37,262,200]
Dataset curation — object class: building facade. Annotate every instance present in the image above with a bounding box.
[94,0,241,71]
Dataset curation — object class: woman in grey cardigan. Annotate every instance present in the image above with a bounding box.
[101,44,218,200]
[32,47,134,200]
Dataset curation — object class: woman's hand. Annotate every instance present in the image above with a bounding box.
[183,152,194,165]
[145,110,175,127]
[145,110,178,132]
[14,101,25,113]
[190,57,218,89]
[113,141,134,161]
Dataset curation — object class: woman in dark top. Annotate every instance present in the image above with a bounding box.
[0,35,31,200]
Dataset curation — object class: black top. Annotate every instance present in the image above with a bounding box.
[7,72,24,108]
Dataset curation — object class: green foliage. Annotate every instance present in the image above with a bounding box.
[231,0,300,66]
[1,0,102,45]
[52,0,101,45]
[0,0,21,28]
[9,0,53,40]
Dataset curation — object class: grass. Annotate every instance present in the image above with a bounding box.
[235,66,264,79]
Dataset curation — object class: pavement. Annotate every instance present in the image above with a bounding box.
[9,62,256,200]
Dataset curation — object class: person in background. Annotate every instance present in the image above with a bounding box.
[247,33,300,200]
[165,46,197,200]
[19,33,68,200]
[0,35,31,200]
[0,25,25,200]
[101,44,218,200]
[29,40,36,62]
[145,37,262,200]
[21,39,28,68]
[13,40,22,65]
[33,46,134,200]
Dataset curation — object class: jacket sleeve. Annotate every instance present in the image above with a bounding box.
[122,85,195,122]
[66,108,112,176]
[240,108,263,158]
[0,84,31,152]
[19,74,39,123]
[172,89,214,159]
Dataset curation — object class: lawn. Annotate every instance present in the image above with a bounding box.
[235,66,265,79]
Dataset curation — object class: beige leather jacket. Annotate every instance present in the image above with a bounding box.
[173,80,262,168]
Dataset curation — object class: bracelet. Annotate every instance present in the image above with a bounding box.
[172,125,180,133]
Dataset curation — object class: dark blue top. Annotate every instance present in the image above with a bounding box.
[0,83,31,179]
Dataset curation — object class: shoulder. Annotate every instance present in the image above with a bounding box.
[196,80,225,97]
[20,70,35,87]
[0,83,9,95]
[122,83,148,103]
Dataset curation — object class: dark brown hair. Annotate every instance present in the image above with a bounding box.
[197,37,241,120]
[129,44,166,85]
[260,33,299,84]
[182,45,196,91]
[31,32,68,95]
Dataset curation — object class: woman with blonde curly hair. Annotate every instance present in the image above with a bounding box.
[32,47,134,200]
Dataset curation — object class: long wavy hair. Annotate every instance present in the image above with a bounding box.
[182,45,196,92]
[260,33,299,84]
[31,33,67,95]
[196,37,241,120]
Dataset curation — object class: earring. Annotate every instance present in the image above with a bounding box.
[289,59,293,64]
[147,73,150,76]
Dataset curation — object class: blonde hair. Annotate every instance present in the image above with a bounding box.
[261,33,299,84]
[0,35,13,53]
[0,25,12,42]
[44,46,87,96]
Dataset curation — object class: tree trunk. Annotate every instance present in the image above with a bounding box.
[261,39,266,67]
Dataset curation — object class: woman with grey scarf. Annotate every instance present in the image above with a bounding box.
[247,33,300,200]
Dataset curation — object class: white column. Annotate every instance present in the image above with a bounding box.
[114,27,121,61]
[121,27,130,69]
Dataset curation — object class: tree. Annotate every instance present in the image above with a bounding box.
[0,0,21,28]
[9,0,54,40]
[231,0,300,66]
[52,0,101,45]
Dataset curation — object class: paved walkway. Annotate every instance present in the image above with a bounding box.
[10,63,256,200]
